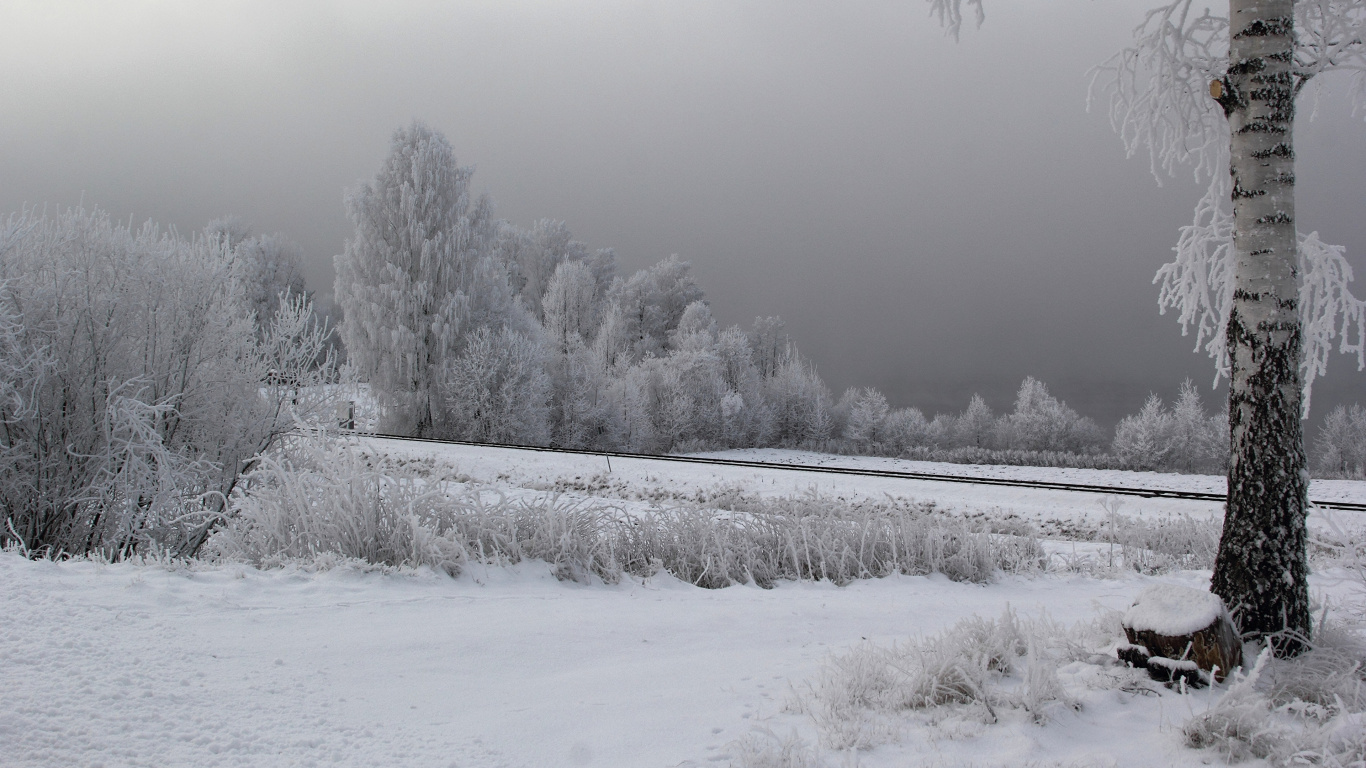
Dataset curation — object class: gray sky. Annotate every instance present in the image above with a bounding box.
[3,0,1363,429]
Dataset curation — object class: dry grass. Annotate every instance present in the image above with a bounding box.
[207,430,1045,587]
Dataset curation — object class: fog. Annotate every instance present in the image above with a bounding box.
[2,0,1362,428]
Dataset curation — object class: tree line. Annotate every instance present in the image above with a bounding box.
[335,122,1366,478]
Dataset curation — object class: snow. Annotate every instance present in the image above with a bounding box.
[4,442,1364,767]
[1124,583,1226,636]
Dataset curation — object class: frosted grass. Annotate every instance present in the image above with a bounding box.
[208,431,1045,587]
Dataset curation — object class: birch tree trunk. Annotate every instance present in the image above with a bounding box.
[1210,0,1311,655]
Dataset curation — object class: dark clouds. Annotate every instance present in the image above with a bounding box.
[2,0,1362,428]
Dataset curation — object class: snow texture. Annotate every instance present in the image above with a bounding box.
[1124,582,1225,636]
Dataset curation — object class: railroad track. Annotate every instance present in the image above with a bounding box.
[352,431,1366,513]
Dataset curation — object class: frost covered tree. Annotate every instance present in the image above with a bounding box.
[223,230,309,337]
[842,388,891,448]
[1315,403,1366,476]
[939,0,1365,651]
[334,122,494,437]
[953,393,996,449]
[442,326,551,445]
[0,207,337,558]
[748,316,791,378]
[605,255,705,362]
[1113,394,1175,470]
[1091,0,1366,651]
[543,259,603,355]
[996,377,1104,454]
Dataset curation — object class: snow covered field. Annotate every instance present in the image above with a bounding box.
[4,441,1364,768]
[362,438,1366,540]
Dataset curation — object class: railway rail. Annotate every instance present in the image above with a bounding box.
[350,431,1366,513]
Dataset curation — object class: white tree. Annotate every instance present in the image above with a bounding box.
[1091,0,1366,650]
[226,231,308,336]
[953,393,996,449]
[843,388,891,449]
[1315,402,1366,476]
[334,122,494,437]
[1113,394,1174,470]
[764,350,833,446]
[0,207,337,558]
[543,259,603,355]
[748,316,791,379]
[939,0,1366,651]
[996,377,1104,454]
[606,255,705,362]
[442,326,551,445]
[1167,378,1227,472]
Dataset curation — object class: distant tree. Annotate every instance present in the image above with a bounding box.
[1167,379,1226,472]
[334,122,494,437]
[843,388,891,449]
[883,407,931,454]
[543,260,603,355]
[669,300,718,351]
[997,377,1104,454]
[1315,403,1366,477]
[493,219,588,322]
[1113,394,1173,471]
[748,316,790,378]
[953,393,996,449]
[765,351,833,446]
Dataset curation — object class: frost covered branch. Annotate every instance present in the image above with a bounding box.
[1089,0,1230,184]
[1155,176,1366,413]
[927,0,983,39]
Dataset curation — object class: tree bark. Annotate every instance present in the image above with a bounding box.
[1210,0,1311,655]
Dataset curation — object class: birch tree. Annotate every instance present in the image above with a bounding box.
[936,0,1365,653]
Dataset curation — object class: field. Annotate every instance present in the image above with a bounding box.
[3,439,1364,768]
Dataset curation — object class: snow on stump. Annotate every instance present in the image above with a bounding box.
[1120,584,1241,685]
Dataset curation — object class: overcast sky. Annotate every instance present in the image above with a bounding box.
[3,0,1363,428]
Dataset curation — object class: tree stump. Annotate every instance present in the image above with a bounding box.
[1120,583,1242,685]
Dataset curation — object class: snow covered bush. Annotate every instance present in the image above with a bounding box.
[1184,623,1366,766]
[1315,404,1366,479]
[0,207,338,558]
[1115,514,1221,573]
[793,608,1102,751]
[209,430,467,574]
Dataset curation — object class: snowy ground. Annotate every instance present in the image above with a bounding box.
[4,441,1364,768]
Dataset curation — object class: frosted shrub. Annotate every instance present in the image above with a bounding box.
[1184,625,1366,766]
[799,608,1084,750]
[210,431,467,574]
[729,730,826,768]
[1112,513,1221,573]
